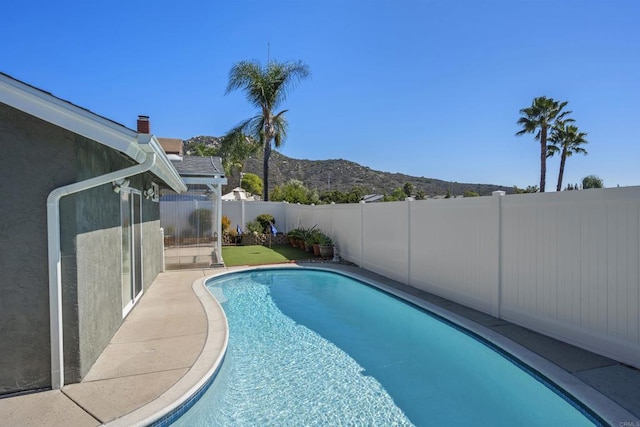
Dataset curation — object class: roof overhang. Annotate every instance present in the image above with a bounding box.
[0,73,187,193]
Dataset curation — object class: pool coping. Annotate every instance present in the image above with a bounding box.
[117,263,639,426]
[105,275,229,427]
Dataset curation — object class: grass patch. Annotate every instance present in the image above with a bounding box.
[222,244,318,267]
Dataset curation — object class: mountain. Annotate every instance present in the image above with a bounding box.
[184,136,513,197]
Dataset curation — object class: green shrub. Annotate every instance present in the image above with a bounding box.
[256,213,275,233]
[287,228,303,239]
[246,220,263,234]
[306,228,324,245]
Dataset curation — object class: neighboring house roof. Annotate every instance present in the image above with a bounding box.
[157,137,183,155]
[221,187,256,201]
[362,194,384,203]
[168,155,227,189]
[0,72,186,193]
[170,155,225,177]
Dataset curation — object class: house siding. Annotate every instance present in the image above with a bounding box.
[0,103,77,393]
[0,102,163,394]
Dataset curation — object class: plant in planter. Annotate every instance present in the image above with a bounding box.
[306,228,324,256]
[287,228,303,247]
[318,234,334,258]
[299,226,318,252]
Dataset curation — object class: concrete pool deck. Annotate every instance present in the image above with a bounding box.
[1,263,639,426]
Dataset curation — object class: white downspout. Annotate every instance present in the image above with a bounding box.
[216,183,223,264]
[47,153,156,390]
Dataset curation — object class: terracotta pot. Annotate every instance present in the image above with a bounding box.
[313,244,321,256]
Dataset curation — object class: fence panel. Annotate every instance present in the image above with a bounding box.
[221,201,243,232]
[362,201,410,284]
[500,188,640,367]
[409,197,500,315]
[160,192,216,268]
[328,204,363,264]
[222,201,288,232]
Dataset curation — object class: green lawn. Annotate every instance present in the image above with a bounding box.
[222,244,318,267]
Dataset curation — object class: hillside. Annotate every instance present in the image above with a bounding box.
[184,136,512,197]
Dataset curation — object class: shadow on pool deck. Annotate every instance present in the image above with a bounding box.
[0,263,638,426]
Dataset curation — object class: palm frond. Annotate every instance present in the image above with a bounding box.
[272,112,289,148]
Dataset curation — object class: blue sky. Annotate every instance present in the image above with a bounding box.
[3,0,639,189]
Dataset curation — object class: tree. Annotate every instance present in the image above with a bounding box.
[347,186,365,203]
[189,143,218,157]
[582,175,603,189]
[403,182,414,197]
[385,188,407,201]
[548,122,588,191]
[319,189,346,204]
[270,179,319,204]
[516,96,572,192]
[218,130,260,183]
[415,189,426,200]
[225,59,310,201]
[241,173,263,196]
[513,185,539,194]
[319,186,366,204]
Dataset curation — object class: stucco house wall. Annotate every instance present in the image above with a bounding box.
[0,101,165,393]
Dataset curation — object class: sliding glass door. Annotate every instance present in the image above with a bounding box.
[121,190,143,316]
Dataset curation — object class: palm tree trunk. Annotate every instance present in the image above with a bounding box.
[263,141,271,201]
[557,150,567,192]
[540,126,547,192]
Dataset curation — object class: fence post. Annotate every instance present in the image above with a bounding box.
[492,191,505,318]
[360,200,366,267]
[160,227,165,272]
[241,200,245,231]
[406,199,412,285]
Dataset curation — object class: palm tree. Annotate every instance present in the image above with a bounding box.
[516,96,572,192]
[225,59,310,201]
[548,122,588,191]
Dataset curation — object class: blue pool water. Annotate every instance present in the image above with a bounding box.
[173,268,598,426]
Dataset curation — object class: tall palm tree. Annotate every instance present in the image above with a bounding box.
[548,122,588,191]
[516,96,572,192]
[225,59,310,201]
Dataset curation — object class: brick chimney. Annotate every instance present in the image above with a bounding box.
[137,115,150,134]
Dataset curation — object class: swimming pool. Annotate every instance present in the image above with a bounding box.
[171,268,601,426]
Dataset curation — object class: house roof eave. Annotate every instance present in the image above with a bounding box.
[0,72,186,193]
[137,134,187,192]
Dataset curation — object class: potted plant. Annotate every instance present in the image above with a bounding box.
[318,234,334,258]
[299,226,318,252]
[306,228,323,256]
[287,228,303,247]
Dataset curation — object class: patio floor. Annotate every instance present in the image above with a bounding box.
[0,264,638,426]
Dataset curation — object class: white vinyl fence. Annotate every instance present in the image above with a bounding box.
[223,188,640,368]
